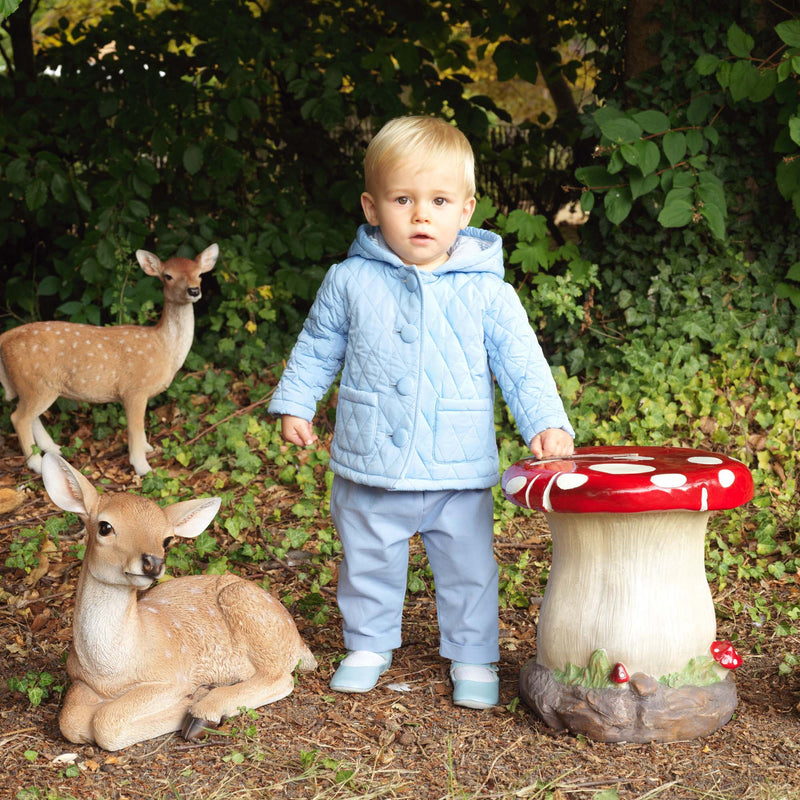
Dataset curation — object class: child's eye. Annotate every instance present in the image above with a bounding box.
[396,196,410,205]
[433,197,447,206]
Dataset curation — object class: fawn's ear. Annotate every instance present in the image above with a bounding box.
[41,453,99,518]
[136,249,162,277]
[197,243,219,273]
[162,497,222,539]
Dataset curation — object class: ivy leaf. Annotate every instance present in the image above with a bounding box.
[599,117,642,144]
[775,19,800,48]
[604,187,632,225]
[662,131,687,165]
[657,187,693,227]
[727,23,754,58]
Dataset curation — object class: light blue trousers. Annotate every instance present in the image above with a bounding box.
[330,476,500,663]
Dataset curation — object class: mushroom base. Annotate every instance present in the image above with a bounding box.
[519,660,737,743]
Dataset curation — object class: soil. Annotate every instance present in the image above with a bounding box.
[1,429,799,800]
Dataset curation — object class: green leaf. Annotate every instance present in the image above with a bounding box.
[789,117,800,146]
[579,191,595,213]
[0,1,23,21]
[776,19,800,48]
[50,172,71,203]
[604,187,632,225]
[686,129,704,156]
[599,117,642,144]
[786,261,800,281]
[25,178,48,211]
[694,53,720,76]
[37,276,62,296]
[630,172,659,200]
[183,144,204,175]
[700,202,726,240]
[620,142,638,166]
[727,23,754,58]
[662,131,686,165]
[633,109,670,133]
[658,187,694,227]
[729,60,760,102]
[636,139,661,176]
[687,94,713,125]
[575,165,614,188]
[749,69,777,102]
[493,41,521,82]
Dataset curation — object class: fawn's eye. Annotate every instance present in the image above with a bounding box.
[98,521,114,537]
[163,536,174,548]
[163,273,174,281]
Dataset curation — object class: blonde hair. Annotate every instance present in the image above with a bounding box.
[364,116,476,197]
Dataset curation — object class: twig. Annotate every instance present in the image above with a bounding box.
[182,389,276,447]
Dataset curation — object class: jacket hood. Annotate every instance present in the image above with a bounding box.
[348,224,504,278]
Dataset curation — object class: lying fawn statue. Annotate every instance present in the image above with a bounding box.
[0,243,218,475]
[41,452,317,751]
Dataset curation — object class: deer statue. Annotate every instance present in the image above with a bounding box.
[41,452,317,751]
[0,243,218,476]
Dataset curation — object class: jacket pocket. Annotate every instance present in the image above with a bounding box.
[434,398,493,463]
[335,384,379,455]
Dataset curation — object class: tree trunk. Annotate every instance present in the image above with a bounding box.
[624,0,663,80]
[6,0,36,89]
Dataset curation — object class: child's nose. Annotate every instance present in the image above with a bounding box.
[413,203,431,222]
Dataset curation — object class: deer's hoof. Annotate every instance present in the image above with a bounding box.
[181,714,216,741]
[26,454,44,474]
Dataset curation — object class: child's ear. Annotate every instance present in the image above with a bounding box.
[460,196,477,228]
[361,192,379,226]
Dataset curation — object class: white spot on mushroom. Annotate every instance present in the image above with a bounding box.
[589,463,655,475]
[556,473,589,490]
[504,476,527,495]
[700,487,709,512]
[650,473,687,488]
[718,469,736,488]
[688,456,723,465]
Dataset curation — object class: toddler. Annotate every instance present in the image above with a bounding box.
[268,115,574,709]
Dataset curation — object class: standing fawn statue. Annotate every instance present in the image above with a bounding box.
[41,452,317,751]
[0,243,218,475]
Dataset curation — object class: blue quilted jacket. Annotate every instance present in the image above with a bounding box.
[268,224,574,490]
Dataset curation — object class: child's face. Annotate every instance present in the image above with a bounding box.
[361,158,476,271]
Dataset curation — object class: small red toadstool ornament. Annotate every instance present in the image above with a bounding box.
[711,640,742,670]
[610,663,630,684]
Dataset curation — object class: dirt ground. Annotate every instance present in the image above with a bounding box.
[1,436,799,800]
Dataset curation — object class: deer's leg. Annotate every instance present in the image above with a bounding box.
[10,391,59,473]
[59,680,108,745]
[186,671,295,737]
[184,581,308,731]
[122,393,152,475]
[32,417,61,454]
[90,682,195,751]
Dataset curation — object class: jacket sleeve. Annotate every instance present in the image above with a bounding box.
[483,281,575,446]
[267,264,350,421]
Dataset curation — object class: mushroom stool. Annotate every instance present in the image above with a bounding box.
[501,446,754,743]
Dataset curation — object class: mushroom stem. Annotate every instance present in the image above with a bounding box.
[537,510,716,678]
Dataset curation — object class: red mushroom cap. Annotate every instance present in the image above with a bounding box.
[501,446,754,514]
[710,640,742,669]
[610,663,630,683]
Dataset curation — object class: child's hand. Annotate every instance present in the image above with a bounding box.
[280,415,318,447]
[529,428,574,460]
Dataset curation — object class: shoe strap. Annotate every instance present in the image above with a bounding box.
[451,663,498,683]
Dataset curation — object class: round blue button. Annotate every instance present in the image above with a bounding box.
[396,376,413,395]
[405,274,418,292]
[400,324,418,343]
[392,429,409,447]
